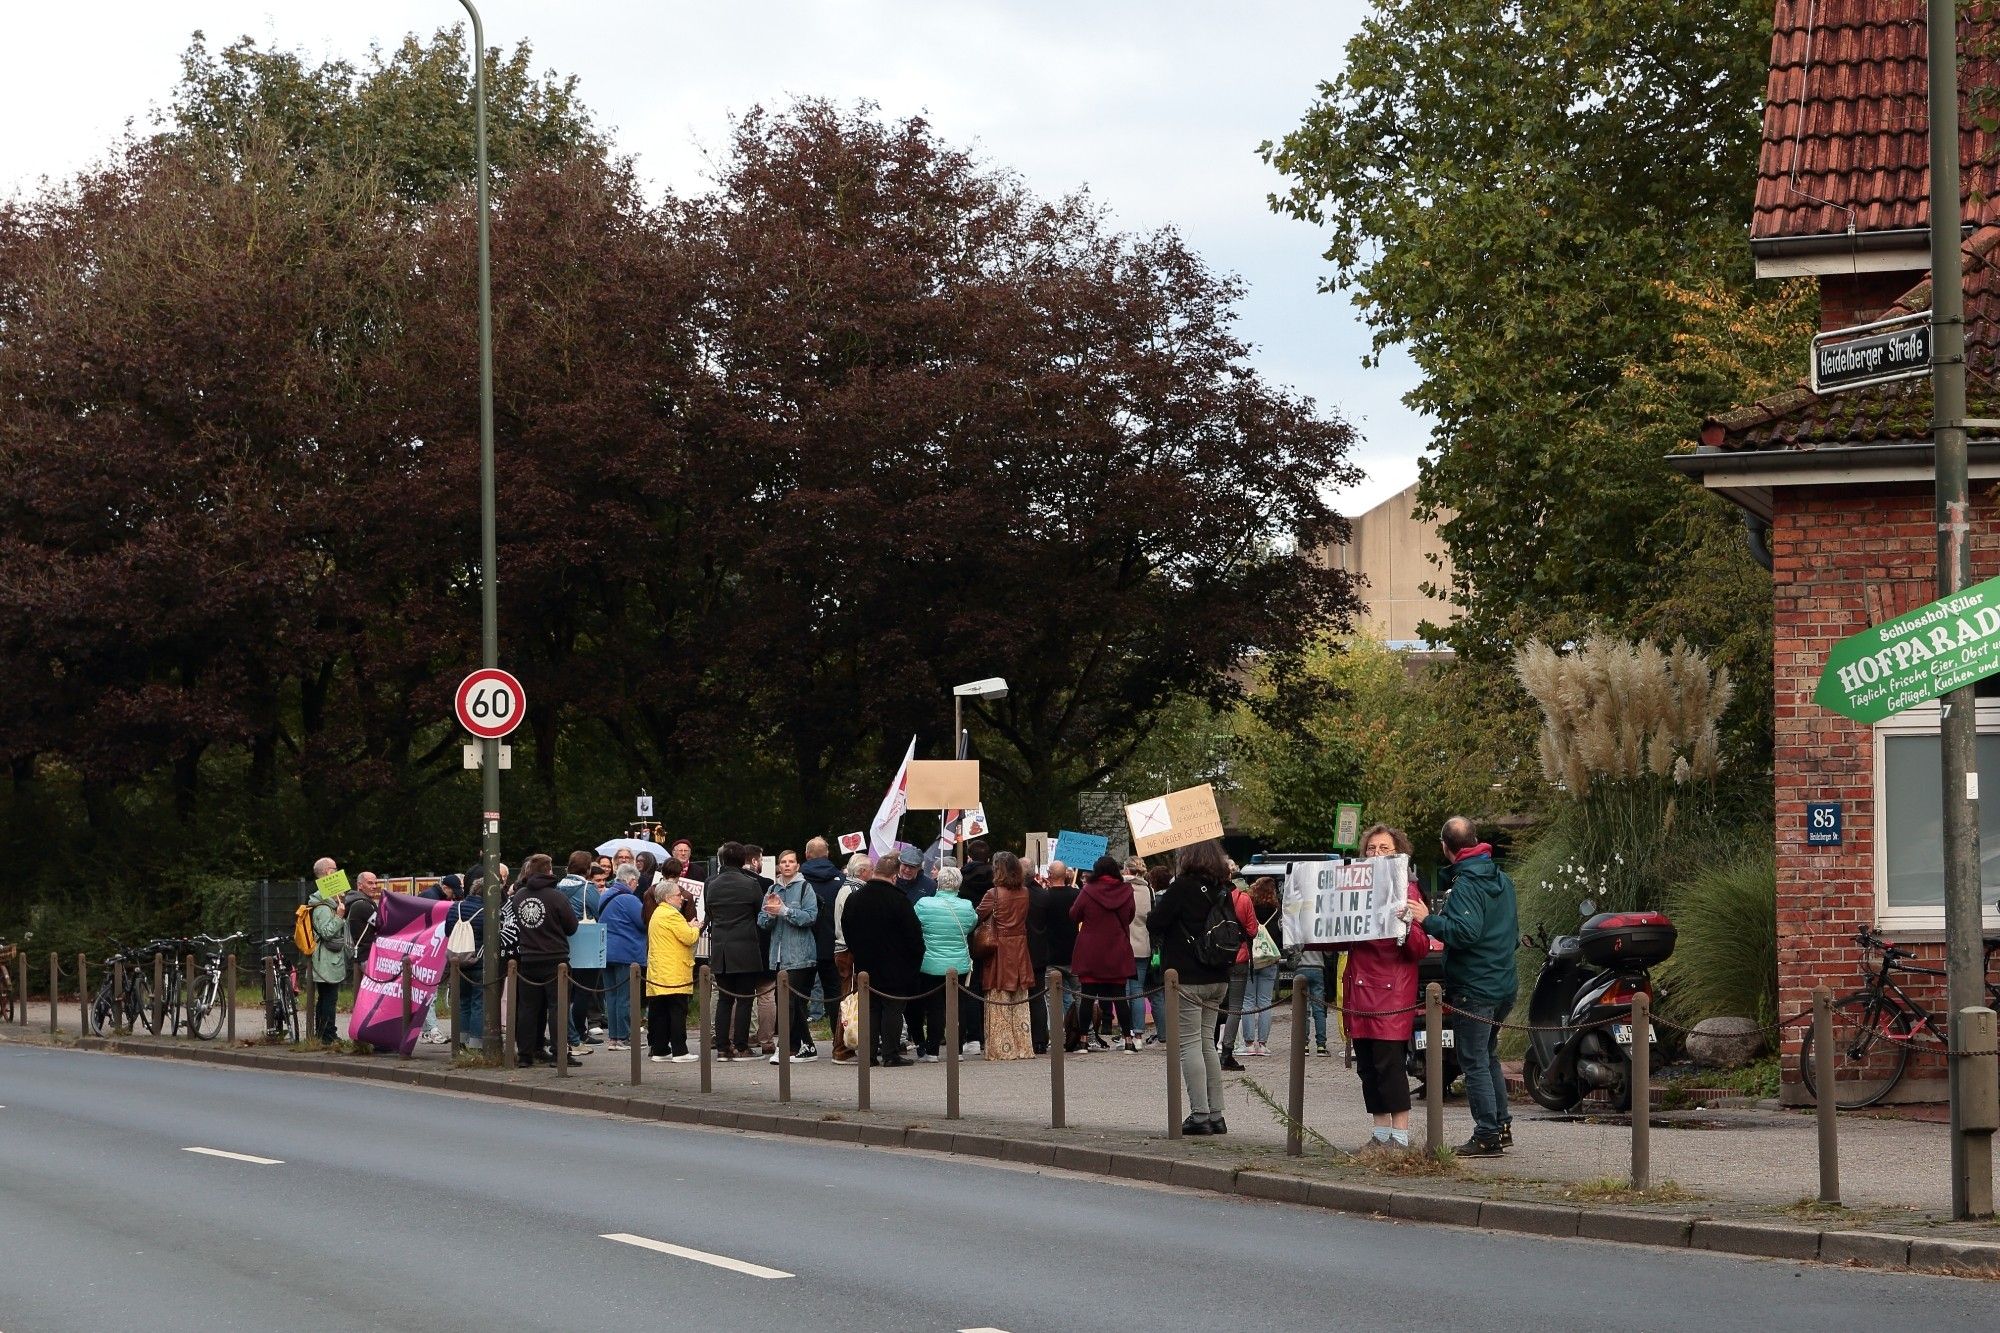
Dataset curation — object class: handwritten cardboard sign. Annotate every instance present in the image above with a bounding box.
[1124,784,1225,857]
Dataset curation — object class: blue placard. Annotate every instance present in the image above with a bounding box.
[1806,802,1842,846]
[1052,829,1109,870]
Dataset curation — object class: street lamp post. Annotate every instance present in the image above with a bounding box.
[454,0,504,1042]
[949,678,1009,852]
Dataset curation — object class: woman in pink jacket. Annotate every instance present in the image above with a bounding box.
[1343,824,1431,1151]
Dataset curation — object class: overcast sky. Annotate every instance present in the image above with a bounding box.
[3,1,1425,515]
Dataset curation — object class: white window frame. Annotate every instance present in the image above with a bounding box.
[1872,701,2000,931]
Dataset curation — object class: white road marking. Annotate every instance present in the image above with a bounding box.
[183,1146,283,1166]
[599,1232,793,1279]
[961,1327,1015,1332]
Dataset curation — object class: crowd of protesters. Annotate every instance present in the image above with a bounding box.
[302,814,1517,1157]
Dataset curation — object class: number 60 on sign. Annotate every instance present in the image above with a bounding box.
[456,668,525,740]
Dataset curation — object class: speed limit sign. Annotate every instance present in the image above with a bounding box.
[456,668,525,740]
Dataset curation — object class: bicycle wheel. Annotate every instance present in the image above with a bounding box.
[190,971,224,1039]
[88,978,119,1036]
[132,970,161,1035]
[1799,994,1912,1109]
[285,975,301,1044]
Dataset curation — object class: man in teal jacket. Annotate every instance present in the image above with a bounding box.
[1406,815,1517,1156]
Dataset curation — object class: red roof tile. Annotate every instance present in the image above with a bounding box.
[1705,226,2000,448]
[1753,0,2000,243]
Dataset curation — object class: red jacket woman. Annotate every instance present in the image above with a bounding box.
[1341,881,1430,1041]
[1069,869,1136,984]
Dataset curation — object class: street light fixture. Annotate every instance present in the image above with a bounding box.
[951,677,1008,758]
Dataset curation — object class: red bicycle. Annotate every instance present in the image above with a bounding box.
[1798,929,2000,1109]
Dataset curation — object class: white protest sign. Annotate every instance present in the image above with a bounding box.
[1280,855,1409,947]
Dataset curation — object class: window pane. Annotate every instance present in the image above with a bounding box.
[1881,733,2000,909]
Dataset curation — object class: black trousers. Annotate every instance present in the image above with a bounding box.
[517,960,559,1064]
[314,976,340,1043]
[569,967,600,1043]
[1029,979,1049,1054]
[1354,1037,1413,1115]
[814,956,840,1021]
[918,983,948,1057]
[1081,981,1126,1039]
[712,971,764,1053]
[870,995,906,1064]
[781,966,815,1050]
[647,994,689,1057]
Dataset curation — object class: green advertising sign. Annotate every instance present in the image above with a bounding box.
[1815,574,2000,723]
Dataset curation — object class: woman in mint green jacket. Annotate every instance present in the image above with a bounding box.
[913,866,977,1061]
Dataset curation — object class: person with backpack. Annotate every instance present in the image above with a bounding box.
[599,864,647,1051]
[758,849,821,1063]
[1148,839,1251,1135]
[505,854,579,1068]
[305,861,349,1044]
[444,878,487,1049]
[1230,873,1285,1058]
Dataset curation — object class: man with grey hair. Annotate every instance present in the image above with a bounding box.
[1405,816,1518,1155]
[841,853,926,1066]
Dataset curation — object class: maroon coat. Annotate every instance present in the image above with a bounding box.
[1069,874,1136,984]
[1341,882,1430,1042]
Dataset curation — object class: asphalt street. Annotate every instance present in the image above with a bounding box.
[0,1044,1993,1333]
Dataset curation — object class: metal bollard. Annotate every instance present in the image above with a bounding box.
[1813,988,1840,1205]
[1164,969,1182,1138]
[1630,991,1651,1190]
[856,971,872,1112]
[504,959,519,1069]
[400,959,415,1059]
[77,953,88,1037]
[449,959,463,1059]
[629,964,642,1087]
[225,953,236,1043]
[1287,984,1308,1157]
[1953,1005,1997,1218]
[1424,982,1445,1154]
[554,964,570,1076]
[944,969,961,1120]
[699,966,715,1094]
[49,953,59,1036]
[776,972,792,1103]
[1048,968,1066,1130]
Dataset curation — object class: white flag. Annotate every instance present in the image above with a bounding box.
[869,736,917,858]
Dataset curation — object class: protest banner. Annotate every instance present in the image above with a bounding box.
[349,892,450,1054]
[1280,856,1410,948]
[905,760,979,809]
[1052,829,1109,870]
[1124,784,1225,857]
[315,868,351,899]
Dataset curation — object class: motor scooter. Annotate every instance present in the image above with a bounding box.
[1519,900,1676,1113]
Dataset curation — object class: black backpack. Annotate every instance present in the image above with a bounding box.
[1192,882,1246,968]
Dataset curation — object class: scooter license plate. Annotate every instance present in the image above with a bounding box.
[1413,1029,1455,1051]
[1612,1024,1657,1046]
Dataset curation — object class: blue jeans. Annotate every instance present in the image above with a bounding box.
[1449,997,1513,1141]
[1293,964,1327,1046]
[1126,960,1166,1040]
[1241,966,1277,1043]
[604,965,632,1042]
[457,971,484,1041]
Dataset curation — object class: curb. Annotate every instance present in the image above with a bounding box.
[28,1034,2000,1281]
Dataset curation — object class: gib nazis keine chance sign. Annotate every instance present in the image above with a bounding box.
[1279,855,1410,947]
[1810,310,1931,394]
[1815,574,2000,724]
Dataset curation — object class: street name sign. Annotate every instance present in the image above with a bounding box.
[456,668,525,740]
[1814,574,2000,723]
[1810,310,1931,394]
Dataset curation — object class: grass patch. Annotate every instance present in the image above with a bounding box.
[1352,1143,1460,1177]
[1658,1055,1780,1106]
[1558,1176,1699,1204]
[451,1050,506,1070]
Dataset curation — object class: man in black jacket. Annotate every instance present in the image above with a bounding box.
[506,855,577,1067]
[704,842,769,1060]
[799,838,844,1033]
[842,854,926,1067]
[1041,863,1085,1050]
[957,840,994,1052]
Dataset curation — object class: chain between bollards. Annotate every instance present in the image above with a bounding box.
[1813,988,1839,1205]
[856,971,872,1112]
[1286,983,1307,1157]
[629,963,642,1087]
[1048,968,1066,1130]
[1630,991,1651,1191]
[1164,969,1182,1138]
[1424,982,1445,1154]
[944,967,961,1120]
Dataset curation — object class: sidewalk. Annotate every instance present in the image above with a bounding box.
[5,996,1973,1222]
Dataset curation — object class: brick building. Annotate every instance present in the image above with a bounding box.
[1674,0,2000,1099]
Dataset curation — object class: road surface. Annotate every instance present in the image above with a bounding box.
[0,1044,1992,1332]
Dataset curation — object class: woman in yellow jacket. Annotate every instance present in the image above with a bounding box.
[647,880,701,1062]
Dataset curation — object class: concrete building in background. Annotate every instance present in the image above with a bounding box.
[1319,480,1455,648]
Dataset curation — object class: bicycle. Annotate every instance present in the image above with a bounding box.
[253,936,300,1043]
[87,941,153,1036]
[182,932,246,1040]
[0,937,15,1023]
[1798,929,2000,1108]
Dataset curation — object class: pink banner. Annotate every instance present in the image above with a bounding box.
[349,892,449,1054]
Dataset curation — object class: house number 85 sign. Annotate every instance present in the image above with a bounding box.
[456,668,525,740]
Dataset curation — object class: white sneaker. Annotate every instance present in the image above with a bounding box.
[918,1053,940,1063]
[588,1026,608,1041]
[961,1040,982,1055]
[607,1041,628,1051]
[650,1054,670,1063]
[671,1053,699,1063]
[794,1046,819,1062]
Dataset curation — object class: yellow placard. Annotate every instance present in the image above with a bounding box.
[904,760,980,810]
[316,869,351,899]
[1124,784,1225,857]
